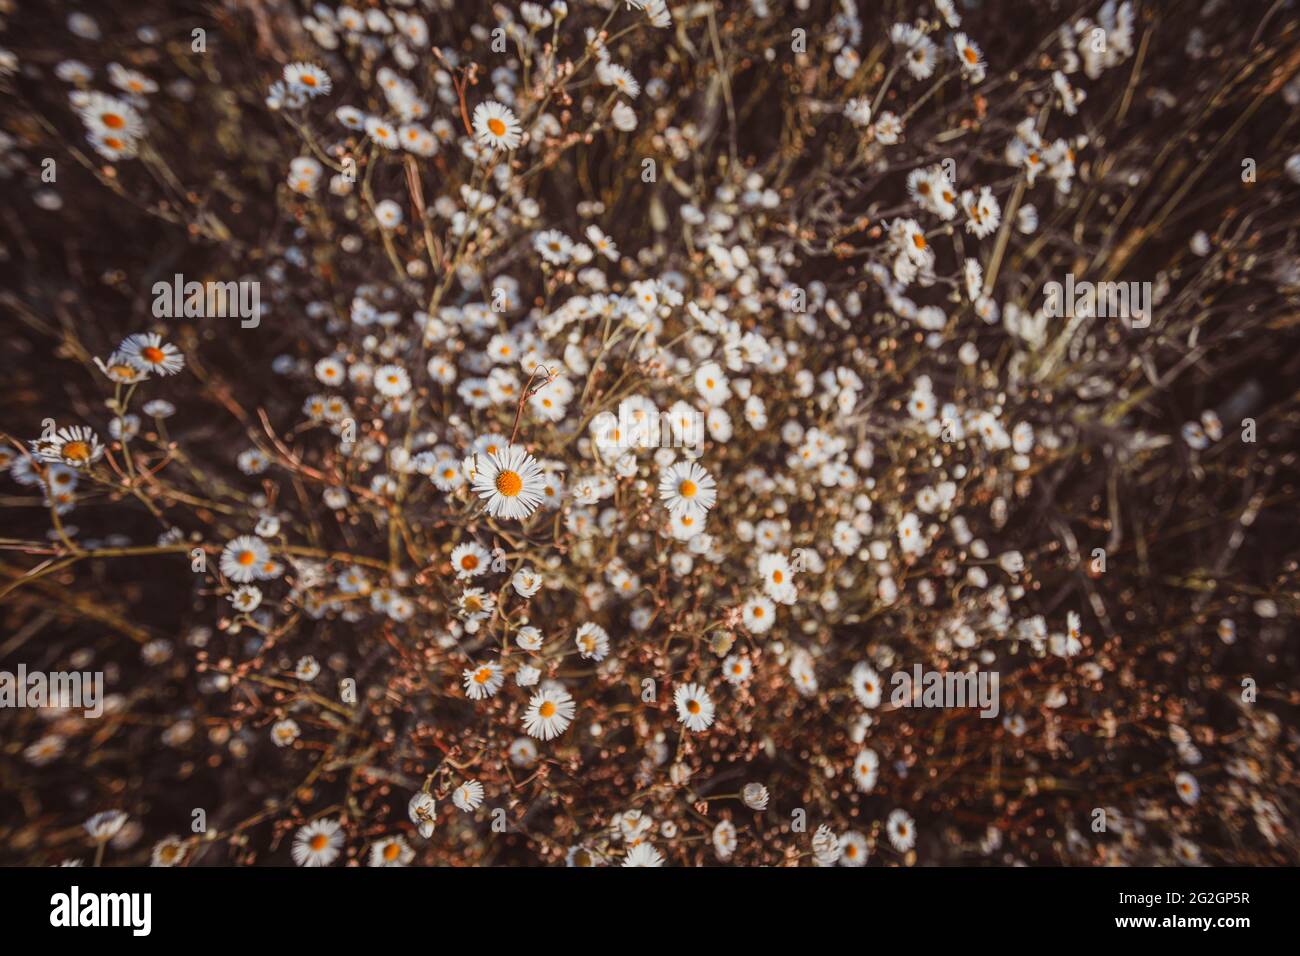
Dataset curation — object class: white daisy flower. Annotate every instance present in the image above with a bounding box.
[408,792,436,838]
[369,835,413,866]
[622,842,664,867]
[471,444,545,520]
[452,780,485,811]
[228,585,262,613]
[522,686,576,740]
[271,719,300,747]
[463,661,505,700]
[35,426,104,468]
[674,682,715,732]
[119,333,185,375]
[219,535,271,583]
[658,460,717,519]
[886,809,916,851]
[374,363,411,397]
[284,62,332,97]
[451,541,492,578]
[852,748,879,793]
[472,100,522,151]
[291,818,343,866]
[740,595,775,634]
[575,622,610,661]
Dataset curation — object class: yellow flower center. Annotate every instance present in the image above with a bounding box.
[495,470,523,497]
[62,441,91,462]
[487,117,506,137]
[678,479,697,497]
[539,701,556,718]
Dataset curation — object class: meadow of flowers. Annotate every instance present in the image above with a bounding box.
[0,0,1298,868]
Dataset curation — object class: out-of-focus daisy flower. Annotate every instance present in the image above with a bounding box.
[623,843,664,867]
[575,622,610,661]
[291,818,343,866]
[409,792,436,839]
[120,333,185,376]
[284,62,332,97]
[228,585,262,613]
[1174,771,1200,806]
[463,661,505,700]
[150,836,186,867]
[369,835,413,867]
[84,811,128,842]
[742,783,769,811]
[886,809,916,851]
[271,719,301,747]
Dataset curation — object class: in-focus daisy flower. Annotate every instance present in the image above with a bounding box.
[452,780,485,811]
[463,661,505,700]
[622,843,664,867]
[291,818,343,866]
[120,333,185,376]
[471,444,545,520]
[673,682,715,732]
[472,101,522,151]
[658,457,718,518]
[284,62,332,97]
[220,536,271,583]
[35,426,104,468]
[522,686,576,740]
[369,835,413,867]
[886,809,916,852]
